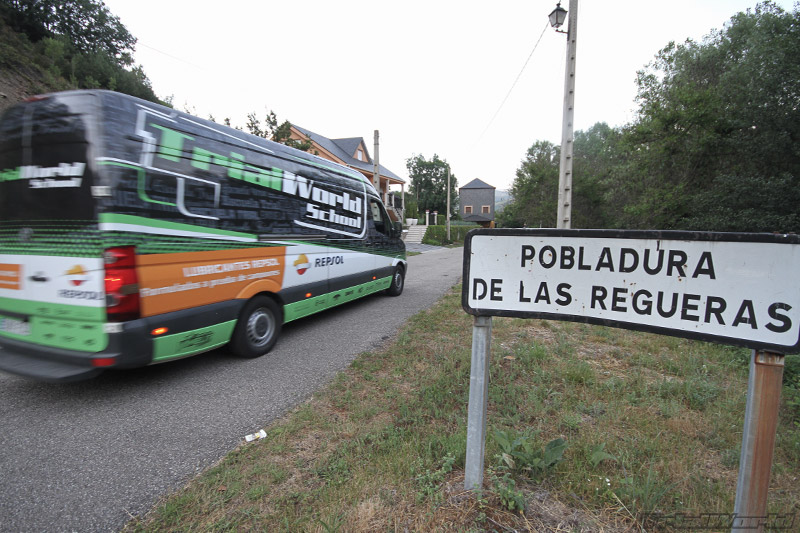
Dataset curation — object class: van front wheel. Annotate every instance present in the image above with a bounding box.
[386,265,405,296]
[230,296,282,358]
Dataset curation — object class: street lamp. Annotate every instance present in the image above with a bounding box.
[549,2,567,31]
[550,0,578,229]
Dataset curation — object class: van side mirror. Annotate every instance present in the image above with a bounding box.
[392,221,403,238]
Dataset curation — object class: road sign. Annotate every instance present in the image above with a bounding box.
[463,229,800,354]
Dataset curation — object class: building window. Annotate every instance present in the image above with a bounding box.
[357,149,364,161]
[482,205,490,214]
[465,206,473,214]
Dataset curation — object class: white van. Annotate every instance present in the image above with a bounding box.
[0,90,406,381]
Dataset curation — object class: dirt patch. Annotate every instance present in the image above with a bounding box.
[0,68,51,114]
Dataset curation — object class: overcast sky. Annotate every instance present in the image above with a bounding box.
[102,0,796,192]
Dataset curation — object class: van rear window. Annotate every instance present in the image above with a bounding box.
[0,95,96,223]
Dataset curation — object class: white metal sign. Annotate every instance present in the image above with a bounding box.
[463,229,800,353]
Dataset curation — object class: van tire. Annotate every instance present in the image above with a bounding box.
[230,296,282,358]
[386,265,405,296]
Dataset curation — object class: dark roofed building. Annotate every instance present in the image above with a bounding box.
[460,178,496,228]
[288,125,406,222]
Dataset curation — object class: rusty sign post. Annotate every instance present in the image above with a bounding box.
[461,229,800,520]
[733,350,785,531]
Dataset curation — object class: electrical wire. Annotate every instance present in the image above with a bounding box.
[474,21,551,146]
[136,42,206,71]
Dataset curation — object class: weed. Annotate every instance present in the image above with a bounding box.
[554,332,576,357]
[414,453,456,503]
[560,412,582,431]
[615,466,673,518]
[513,342,548,366]
[318,513,346,533]
[246,485,269,501]
[562,359,595,385]
[489,470,526,512]
[314,454,351,487]
[493,428,567,480]
[588,443,617,469]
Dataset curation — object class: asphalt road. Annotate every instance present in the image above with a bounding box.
[0,247,464,532]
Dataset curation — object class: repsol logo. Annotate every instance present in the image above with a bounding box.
[57,289,103,300]
[314,256,344,267]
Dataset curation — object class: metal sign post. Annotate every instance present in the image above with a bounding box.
[464,315,492,490]
[733,350,785,531]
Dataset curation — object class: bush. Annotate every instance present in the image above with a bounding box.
[421,224,480,246]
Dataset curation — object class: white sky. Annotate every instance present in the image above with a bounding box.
[103,0,796,192]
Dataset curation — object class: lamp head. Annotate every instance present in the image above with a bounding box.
[549,2,568,29]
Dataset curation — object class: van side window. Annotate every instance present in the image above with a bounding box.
[369,199,390,235]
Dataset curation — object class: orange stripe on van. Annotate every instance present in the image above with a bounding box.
[137,248,286,317]
[0,264,22,290]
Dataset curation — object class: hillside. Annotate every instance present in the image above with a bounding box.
[495,189,512,213]
[0,7,162,116]
[0,18,66,113]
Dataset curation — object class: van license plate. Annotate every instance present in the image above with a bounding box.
[0,317,30,336]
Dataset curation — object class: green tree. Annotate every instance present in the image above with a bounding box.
[245,109,313,152]
[498,124,622,229]
[497,141,559,228]
[406,154,458,215]
[1,0,136,65]
[570,123,621,228]
[1,0,161,103]
[403,192,419,220]
[624,0,800,231]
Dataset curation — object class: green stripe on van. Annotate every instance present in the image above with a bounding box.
[0,298,107,352]
[283,275,392,322]
[0,297,105,321]
[99,213,258,241]
[152,320,236,362]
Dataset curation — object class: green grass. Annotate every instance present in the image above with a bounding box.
[125,286,800,532]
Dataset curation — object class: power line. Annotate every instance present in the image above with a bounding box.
[137,42,206,71]
[474,21,550,146]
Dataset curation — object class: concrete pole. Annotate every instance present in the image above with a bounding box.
[446,165,451,242]
[373,130,380,197]
[733,350,785,532]
[556,0,578,229]
[401,183,405,223]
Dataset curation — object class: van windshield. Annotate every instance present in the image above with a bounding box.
[0,93,97,223]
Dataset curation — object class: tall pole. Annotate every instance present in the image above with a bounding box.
[446,165,451,242]
[556,0,578,229]
[373,130,380,197]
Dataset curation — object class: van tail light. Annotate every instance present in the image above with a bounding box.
[104,246,140,322]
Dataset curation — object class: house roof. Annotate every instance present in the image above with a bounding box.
[463,213,494,222]
[461,178,495,190]
[293,125,404,183]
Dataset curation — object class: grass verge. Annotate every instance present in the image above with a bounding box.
[125,285,800,532]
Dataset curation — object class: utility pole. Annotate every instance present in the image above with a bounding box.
[556,0,578,229]
[446,164,451,241]
[373,130,380,197]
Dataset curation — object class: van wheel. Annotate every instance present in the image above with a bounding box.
[230,296,282,358]
[386,266,405,296]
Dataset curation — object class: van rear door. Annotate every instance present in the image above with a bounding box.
[0,92,107,353]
